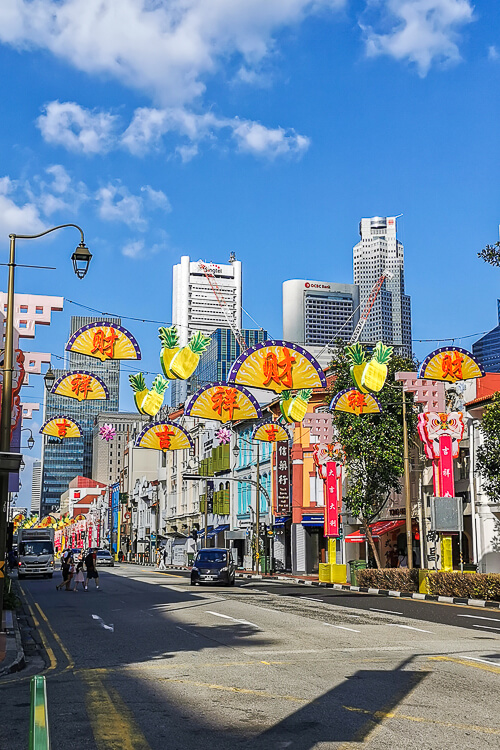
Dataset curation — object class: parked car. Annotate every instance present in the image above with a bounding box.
[191,548,235,586]
[95,549,115,567]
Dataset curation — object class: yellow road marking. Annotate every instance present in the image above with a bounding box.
[33,602,74,669]
[81,672,151,750]
[429,655,500,674]
[156,676,306,702]
[27,603,57,671]
[343,704,500,736]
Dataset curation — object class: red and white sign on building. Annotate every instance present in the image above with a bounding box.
[275,442,290,516]
[438,434,454,497]
[324,461,339,537]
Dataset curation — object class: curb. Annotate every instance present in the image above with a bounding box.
[234,573,500,609]
[0,607,26,678]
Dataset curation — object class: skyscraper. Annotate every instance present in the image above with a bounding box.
[282,280,359,345]
[472,300,500,373]
[171,255,242,405]
[40,316,120,514]
[353,216,412,356]
[195,327,269,389]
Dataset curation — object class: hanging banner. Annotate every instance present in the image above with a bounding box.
[207,480,214,514]
[438,434,455,498]
[275,442,290,516]
[324,461,339,537]
[51,370,110,401]
[185,382,262,423]
[418,347,484,383]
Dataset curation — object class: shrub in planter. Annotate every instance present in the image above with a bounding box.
[425,571,500,602]
[357,568,419,592]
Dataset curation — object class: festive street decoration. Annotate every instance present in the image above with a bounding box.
[330,389,382,415]
[158,329,211,380]
[135,420,194,452]
[184,382,262,423]
[324,461,340,538]
[40,416,82,439]
[0,349,25,439]
[418,347,484,383]
[99,424,116,442]
[158,325,180,378]
[417,412,465,460]
[216,427,232,445]
[252,420,290,443]
[66,321,141,362]
[346,343,369,393]
[279,389,313,424]
[228,340,326,394]
[312,443,343,480]
[51,370,109,402]
[129,373,169,417]
[362,342,393,392]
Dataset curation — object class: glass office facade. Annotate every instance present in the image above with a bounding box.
[473,301,500,373]
[41,316,120,514]
[194,328,269,390]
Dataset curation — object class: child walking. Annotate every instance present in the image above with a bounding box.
[72,559,85,591]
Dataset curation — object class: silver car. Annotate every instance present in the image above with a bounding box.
[95,549,115,566]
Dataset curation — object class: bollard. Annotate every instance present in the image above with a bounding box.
[29,675,50,750]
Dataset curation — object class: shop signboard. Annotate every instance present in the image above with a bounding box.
[275,442,290,516]
[206,480,214,514]
[324,461,339,537]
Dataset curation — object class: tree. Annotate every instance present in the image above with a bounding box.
[476,392,500,502]
[478,242,500,267]
[328,343,417,568]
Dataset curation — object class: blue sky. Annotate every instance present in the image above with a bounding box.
[0,1,498,505]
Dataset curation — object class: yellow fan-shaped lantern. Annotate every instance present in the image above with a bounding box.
[184,382,263,423]
[418,347,484,383]
[51,370,109,402]
[330,389,382,415]
[135,421,194,452]
[66,321,141,362]
[252,421,290,443]
[228,340,326,394]
[40,416,82,439]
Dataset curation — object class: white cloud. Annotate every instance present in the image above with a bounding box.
[232,120,310,158]
[488,45,499,62]
[37,100,118,154]
[362,0,474,76]
[0,1,345,105]
[122,239,146,259]
[141,186,172,212]
[0,177,46,237]
[31,164,89,216]
[96,181,171,229]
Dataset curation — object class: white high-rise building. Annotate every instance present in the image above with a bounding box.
[31,460,42,515]
[353,216,412,356]
[171,254,242,405]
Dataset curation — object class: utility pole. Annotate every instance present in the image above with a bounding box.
[204,478,208,549]
[402,389,413,570]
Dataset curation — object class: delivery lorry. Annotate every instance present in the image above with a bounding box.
[17,527,55,579]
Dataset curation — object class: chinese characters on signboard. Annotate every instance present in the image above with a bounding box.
[275,442,290,516]
[438,434,454,497]
[324,461,339,537]
[207,480,214,514]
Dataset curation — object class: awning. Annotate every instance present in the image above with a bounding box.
[301,514,324,527]
[345,519,405,543]
[208,524,229,538]
[273,516,290,527]
[198,526,213,536]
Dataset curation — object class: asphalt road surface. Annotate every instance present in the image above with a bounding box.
[1,564,499,749]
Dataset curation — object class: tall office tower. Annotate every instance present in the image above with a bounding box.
[283,280,360,345]
[353,216,412,356]
[40,316,120,514]
[31,460,42,515]
[195,328,269,389]
[171,255,242,405]
[473,300,500,372]
[92,412,149,486]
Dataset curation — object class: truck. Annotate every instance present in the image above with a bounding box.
[17,527,55,579]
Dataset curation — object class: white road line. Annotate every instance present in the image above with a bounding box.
[300,597,325,602]
[323,623,360,633]
[458,614,500,623]
[206,611,260,628]
[387,624,433,634]
[472,624,500,631]
[176,626,199,638]
[370,607,404,615]
[462,656,500,667]
[91,614,114,632]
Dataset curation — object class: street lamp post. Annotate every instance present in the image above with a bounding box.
[0,223,91,618]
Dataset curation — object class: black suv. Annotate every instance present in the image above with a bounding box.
[191,548,235,586]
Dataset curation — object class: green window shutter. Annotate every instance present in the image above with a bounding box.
[200,496,206,513]
[223,489,230,515]
[222,444,230,471]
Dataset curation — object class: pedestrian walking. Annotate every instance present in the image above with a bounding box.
[72,559,85,591]
[84,548,100,590]
[56,552,73,590]
[7,548,17,572]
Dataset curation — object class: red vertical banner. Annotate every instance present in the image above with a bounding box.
[438,434,454,497]
[324,461,339,537]
[275,442,291,516]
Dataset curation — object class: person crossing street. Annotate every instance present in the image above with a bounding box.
[84,548,100,590]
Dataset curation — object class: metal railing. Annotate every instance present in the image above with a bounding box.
[29,676,50,749]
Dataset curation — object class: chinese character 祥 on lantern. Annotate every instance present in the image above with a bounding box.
[211,386,239,420]
[71,373,93,400]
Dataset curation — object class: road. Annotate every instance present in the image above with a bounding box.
[1,564,499,749]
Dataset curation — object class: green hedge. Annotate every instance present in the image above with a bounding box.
[425,571,500,602]
[357,568,419,592]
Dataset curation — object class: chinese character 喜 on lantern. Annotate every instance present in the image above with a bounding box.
[91,328,119,360]
[263,347,296,388]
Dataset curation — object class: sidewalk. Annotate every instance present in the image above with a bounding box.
[0,606,25,677]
